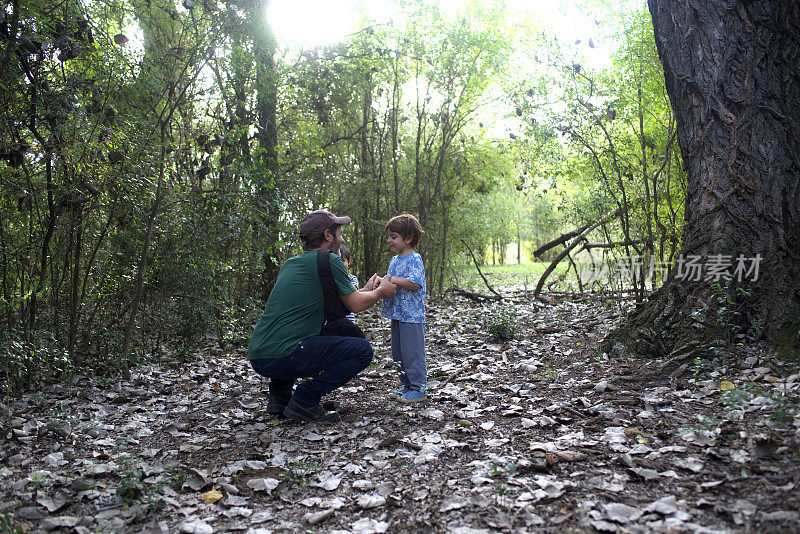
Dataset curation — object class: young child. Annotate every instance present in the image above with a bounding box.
[380,214,427,403]
[339,245,359,323]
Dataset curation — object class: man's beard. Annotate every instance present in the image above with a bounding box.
[327,242,340,255]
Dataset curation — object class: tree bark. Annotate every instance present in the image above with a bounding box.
[253,0,281,301]
[604,0,800,370]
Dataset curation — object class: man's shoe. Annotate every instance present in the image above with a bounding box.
[398,390,427,404]
[388,386,411,399]
[283,398,341,423]
[266,396,287,416]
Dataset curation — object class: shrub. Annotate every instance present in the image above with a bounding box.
[484,306,517,342]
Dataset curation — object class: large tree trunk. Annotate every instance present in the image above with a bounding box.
[604,0,800,372]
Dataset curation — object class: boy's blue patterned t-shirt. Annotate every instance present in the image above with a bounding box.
[381,252,426,323]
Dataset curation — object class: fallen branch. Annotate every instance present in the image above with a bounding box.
[532,224,592,260]
[440,361,476,389]
[534,206,623,296]
[536,326,562,334]
[576,240,646,250]
[448,288,502,302]
[460,239,504,299]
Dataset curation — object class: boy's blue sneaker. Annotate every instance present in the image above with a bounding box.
[398,390,427,404]
[389,386,411,399]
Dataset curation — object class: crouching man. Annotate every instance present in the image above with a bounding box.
[248,210,397,423]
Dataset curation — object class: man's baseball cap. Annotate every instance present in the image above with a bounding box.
[299,210,351,238]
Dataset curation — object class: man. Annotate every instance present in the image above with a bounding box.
[248,210,397,423]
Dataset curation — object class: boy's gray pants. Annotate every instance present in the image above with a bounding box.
[390,319,426,391]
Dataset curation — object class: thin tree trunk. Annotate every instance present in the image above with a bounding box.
[120,127,168,378]
[392,50,401,214]
[438,204,449,295]
[26,157,56,336]
[461,239,503,299]
[253,1,280,300]
[68,209,83,359]
[77,204,115,359]
[0,211,7,327]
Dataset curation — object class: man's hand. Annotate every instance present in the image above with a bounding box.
[363,273,378,291]
[340,274,396,312]
[377,275,397,297]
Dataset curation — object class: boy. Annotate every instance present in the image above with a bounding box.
[380,214,427,403]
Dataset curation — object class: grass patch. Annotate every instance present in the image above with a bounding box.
[455,262,573,293]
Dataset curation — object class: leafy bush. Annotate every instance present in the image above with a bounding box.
[283,458,322,487]
[115,453,145,501]
[484,306,517,342]
[1,332,72,394]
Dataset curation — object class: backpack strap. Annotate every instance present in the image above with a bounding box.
[316,250,353,323]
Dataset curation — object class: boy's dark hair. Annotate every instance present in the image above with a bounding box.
[339,244,352,264]
[301,223,340,250]
[385,213,424,248]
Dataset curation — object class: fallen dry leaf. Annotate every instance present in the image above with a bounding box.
[200,489,223,504]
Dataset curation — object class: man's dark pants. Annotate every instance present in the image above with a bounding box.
[250,336,373,408]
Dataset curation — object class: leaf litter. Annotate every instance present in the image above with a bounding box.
[1,292,799,532]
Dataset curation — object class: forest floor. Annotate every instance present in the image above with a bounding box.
[2,283,800,534]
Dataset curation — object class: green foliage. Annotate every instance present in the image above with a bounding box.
[1,333,72,393]
[166,467,188,491]
[283,458,322,487]
[720,383,798,426]
[111,438,142,502]
[485,458,517,495]
[28,472,50,490]
[720,386,751,411]
[691,356,711,381]
[505,2,686,294]
[487,459,517,478]
[114,452,145,502]
[693,281,753,370]
[0,514,22,534]
[542,361,559,380]
[483,305,517,342]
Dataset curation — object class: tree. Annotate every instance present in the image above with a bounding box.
[604,0,800,369]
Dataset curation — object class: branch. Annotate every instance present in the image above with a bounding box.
[577,240,646,250]
[534,205,623,296]
[440,361,476,389]
[460,238,504,299]
[447,287,501,302]
[0,0,19,74]
[532,223,592,259]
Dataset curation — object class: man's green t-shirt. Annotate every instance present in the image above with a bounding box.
[248,251,357,360]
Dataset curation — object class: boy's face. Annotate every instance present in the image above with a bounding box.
[386,231,413,254]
